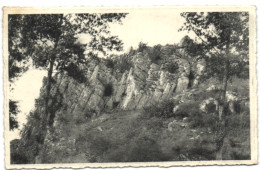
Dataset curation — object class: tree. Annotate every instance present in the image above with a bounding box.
[179,12,249,160]
[8,15,30,130]
[9,13,127,130]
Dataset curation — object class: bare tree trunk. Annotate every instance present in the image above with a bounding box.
[41,15,63,128]
[44,55,55,125]
[216,43,230,160]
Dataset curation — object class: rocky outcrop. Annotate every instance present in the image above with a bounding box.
[49,53,195,115]
[193,58,206,87]
[35,39,209,131]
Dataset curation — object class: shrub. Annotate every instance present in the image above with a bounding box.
[147,45,163,64]
[64,63,87,83]
[10,139,30,164]
[104,58,115,69]
[142,99,175,118]
[103,83,113,97]
[226,112,250,129]
[202,113,219,131]
[174,101,219,130]
[114,54,133,73]
[174,101,200,119]
[137,42,148,53]
[205,102,217,114]
[165,62,179,74]
[74,109,95,124]
[113,101,120,109]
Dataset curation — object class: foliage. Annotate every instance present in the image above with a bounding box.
[9,100,19,130]
[8,15,29,81]
[8,15,31,131]
[165,61,179,74]
[13,111,45,164]
[179,35,204,57]
[142,99,175,118]
[180,12,249,80]
[137,42,148,53]
[103,83,113,97]
[74,108,95,124]
[147,44,163,64]
[180,13,249,159]
[103,58,115,69]
[113,54,133,73]
[63,63,87,83]
[10,139,29,164]
[174,101,219,130]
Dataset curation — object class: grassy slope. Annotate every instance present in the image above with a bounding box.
[57,107,250,163]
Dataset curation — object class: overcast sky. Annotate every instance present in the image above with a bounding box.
[10,11,193,138]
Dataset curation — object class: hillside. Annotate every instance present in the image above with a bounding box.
[10,37,250,164]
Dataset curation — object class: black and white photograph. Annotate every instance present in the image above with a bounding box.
[3,6,257,168]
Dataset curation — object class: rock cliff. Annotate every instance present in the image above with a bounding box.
[48,44,205,113]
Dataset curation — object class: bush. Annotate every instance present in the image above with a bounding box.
[74,108,95,124]
[104,58,115,69]
[226,112,250,129]
[10,139,30,164]
[64,63,87,83]
[174,101,219,130]
[142,99,175,118]
[103,83,113,97]
[174,101,200,119]
[137,42,148,53]
[147,45,163,64]
[165,62,179,74]
[114,54,133,73]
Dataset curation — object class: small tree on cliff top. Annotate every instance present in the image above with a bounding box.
[179,12,249,160]
[8,13,127,128]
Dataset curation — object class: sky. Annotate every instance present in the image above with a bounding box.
[109,11,191,50]
[10,11,192,139]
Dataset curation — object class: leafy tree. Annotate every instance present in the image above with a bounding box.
[8,15,30,130]
[180,12,249,160]
[9,100,19,130]
[9,13,127,130]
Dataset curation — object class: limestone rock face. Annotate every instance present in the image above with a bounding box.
[176,76,189,92]
[193,58,206,87]
[39,39,210,125]
[46,51,195,117]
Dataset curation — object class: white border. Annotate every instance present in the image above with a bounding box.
[1,1,259,170]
